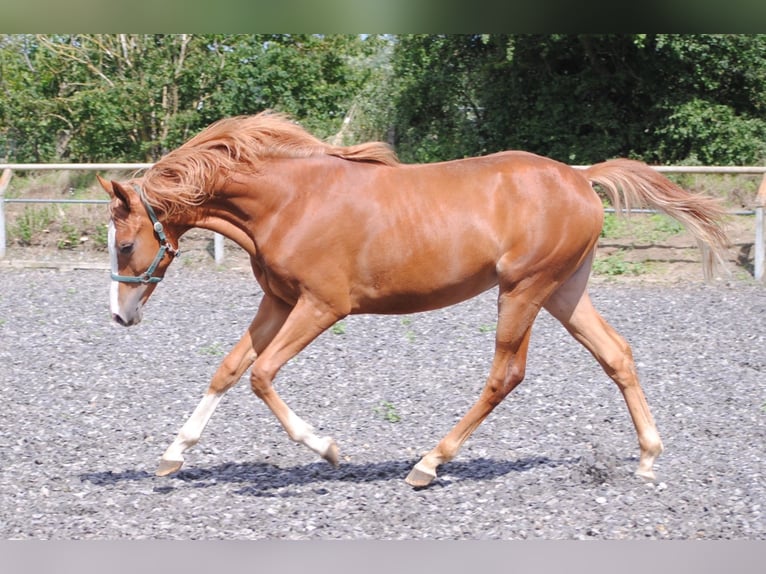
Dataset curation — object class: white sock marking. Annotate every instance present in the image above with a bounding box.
[162,392,224,462]
[285,409,334,457]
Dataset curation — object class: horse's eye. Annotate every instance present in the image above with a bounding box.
[119,242,134,255]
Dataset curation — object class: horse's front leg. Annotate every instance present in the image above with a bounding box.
[156,294,292,476]
[247,296,344,466]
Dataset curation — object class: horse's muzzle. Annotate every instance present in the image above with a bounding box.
[112,311,141,327]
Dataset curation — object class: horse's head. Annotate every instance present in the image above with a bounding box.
[98,176,180,326]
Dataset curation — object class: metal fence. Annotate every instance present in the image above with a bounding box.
[2,163,766,280]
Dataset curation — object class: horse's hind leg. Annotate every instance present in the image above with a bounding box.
[543,254,664,480]
[406,286,541,487]
[156,294,292,476]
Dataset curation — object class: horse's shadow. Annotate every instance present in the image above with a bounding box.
[79,455,573,496]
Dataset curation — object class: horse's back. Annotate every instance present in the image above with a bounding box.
[374,150,604,261]
[332,151,604,313]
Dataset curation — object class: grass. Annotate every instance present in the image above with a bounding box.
[6,206,111,251]
[592,251,647,277]
[401,318,416,342]
[600,212,684,242]
[647,214,685,239]
[3,170,113,251]
[594,211,690,277]
[478,323,496,333]
[374,401,402,423]
[93,223,109,249]
[57,222,82,250]
[198,342,225,356]
[10,206,55,245]
[7,204,110,251]
[331,321,347,335]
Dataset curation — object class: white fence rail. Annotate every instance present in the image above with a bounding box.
[2,163,766,280]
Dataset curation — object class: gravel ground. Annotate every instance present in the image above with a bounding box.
[0,262,764,539]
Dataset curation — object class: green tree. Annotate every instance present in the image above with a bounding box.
[3,34,766,167]
[387,34,491,163]
[385,34,766,165]
[646,34,766,165]
[0,35,61,161]
[0,34,377,162]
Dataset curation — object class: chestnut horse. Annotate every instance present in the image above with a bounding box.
[99,112,728,487]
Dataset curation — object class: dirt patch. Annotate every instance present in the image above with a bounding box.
[593,213,757,284]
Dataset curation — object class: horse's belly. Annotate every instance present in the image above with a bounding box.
[350,263,498,315]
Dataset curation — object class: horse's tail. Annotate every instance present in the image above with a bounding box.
[582,159,730,280]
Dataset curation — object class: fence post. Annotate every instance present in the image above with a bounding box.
[0,169,13,259]
[755,174,766,281]
[214,232,224,265]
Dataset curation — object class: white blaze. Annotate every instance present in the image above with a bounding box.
[108,220,120,316]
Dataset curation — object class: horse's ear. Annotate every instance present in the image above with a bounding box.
[97,175,131,210]
[96,174,114,196]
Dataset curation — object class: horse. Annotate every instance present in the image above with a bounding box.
[98,111,729,488]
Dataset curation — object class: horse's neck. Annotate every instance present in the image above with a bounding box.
[179,157,363,255]
[173,194,260,257]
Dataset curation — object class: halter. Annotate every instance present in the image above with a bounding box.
[110,184,180,284]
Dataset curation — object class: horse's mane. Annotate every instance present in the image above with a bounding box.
[142,111,399,215]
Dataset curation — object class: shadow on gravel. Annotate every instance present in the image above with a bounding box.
[437,456,573,485]
[79,469,156,485]
[80,455,574,496]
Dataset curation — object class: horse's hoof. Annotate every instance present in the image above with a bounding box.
[405,463,436,488]
[635,467,656,482]
[156,458,184,476]
[323,441,340,467]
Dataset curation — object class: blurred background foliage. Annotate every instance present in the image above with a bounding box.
[1,34,765,166]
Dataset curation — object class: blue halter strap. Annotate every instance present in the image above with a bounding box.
[111,185,180,284]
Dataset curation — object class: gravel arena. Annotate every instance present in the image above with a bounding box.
[0,251,764,540]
